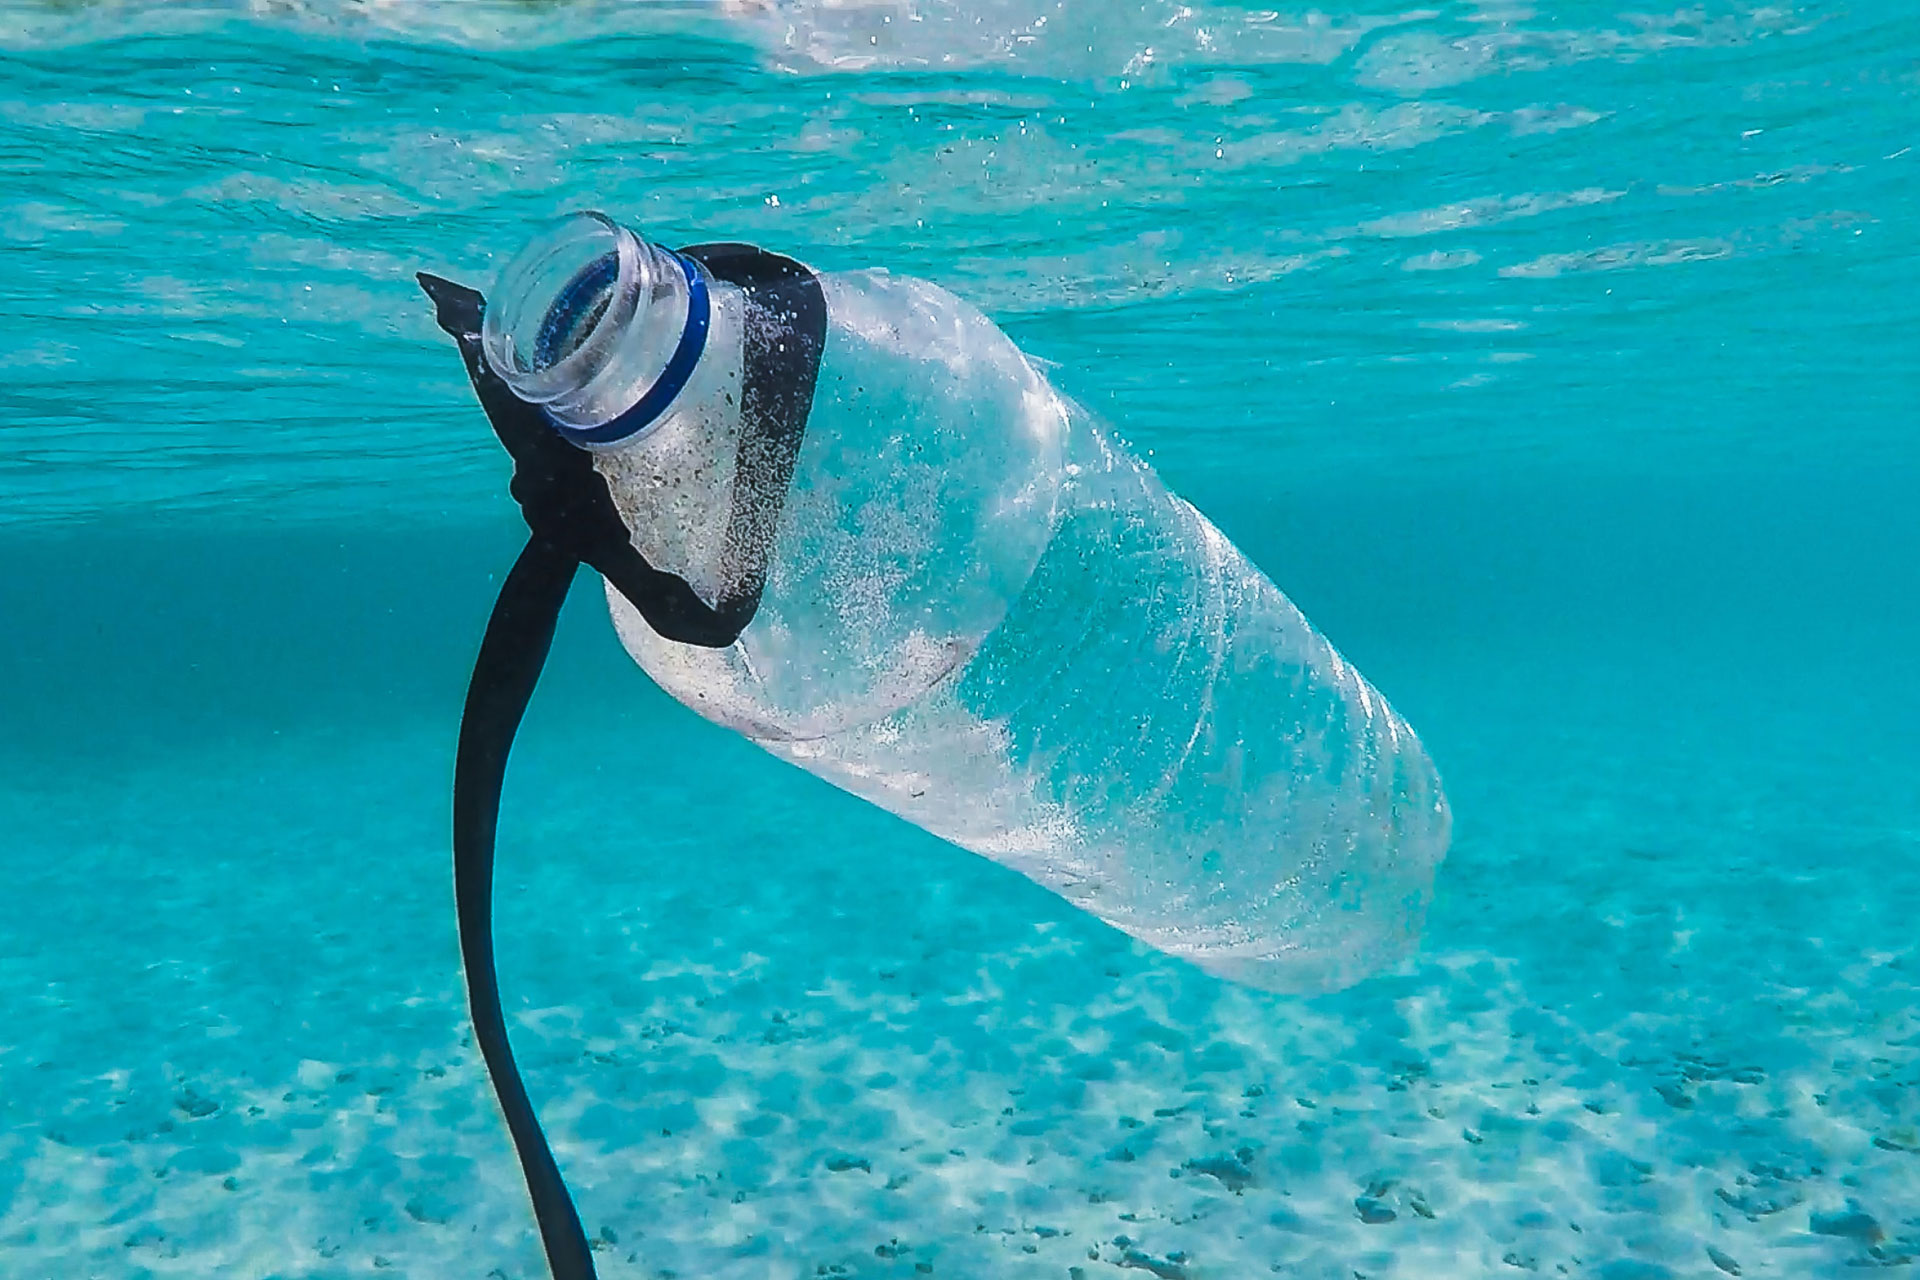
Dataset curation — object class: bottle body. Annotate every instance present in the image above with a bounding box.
[594,268,1448,995]
[757,404,1446,995]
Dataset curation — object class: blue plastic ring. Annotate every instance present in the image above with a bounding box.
[544,250,711,448]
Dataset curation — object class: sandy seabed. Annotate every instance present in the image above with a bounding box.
[2,644,1916,1280]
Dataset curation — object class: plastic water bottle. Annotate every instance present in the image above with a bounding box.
[480,213,1449,993]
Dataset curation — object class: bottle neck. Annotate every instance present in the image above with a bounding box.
[480,212,710,447]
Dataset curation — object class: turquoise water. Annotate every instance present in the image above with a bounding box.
[3,1,1917,1276]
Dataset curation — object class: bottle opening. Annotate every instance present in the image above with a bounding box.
[535,252,619,369]
[481,211,641,405]
[481,210,706,443]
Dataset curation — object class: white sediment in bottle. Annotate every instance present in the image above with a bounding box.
[482,213,1450,994]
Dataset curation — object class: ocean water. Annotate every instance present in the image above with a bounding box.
[2,1,1917,1277]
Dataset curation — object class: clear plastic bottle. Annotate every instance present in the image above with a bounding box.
[482,213,1449,993]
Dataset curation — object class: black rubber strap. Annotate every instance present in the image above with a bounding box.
[679,243,826,619]
[416,245,824,1280]
[418,251,824,645]
[451,534,594,1279]
[417,271,746,648]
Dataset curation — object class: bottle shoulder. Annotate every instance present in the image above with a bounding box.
[814,268,984,344]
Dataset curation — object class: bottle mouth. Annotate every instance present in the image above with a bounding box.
[481,211,643,406]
